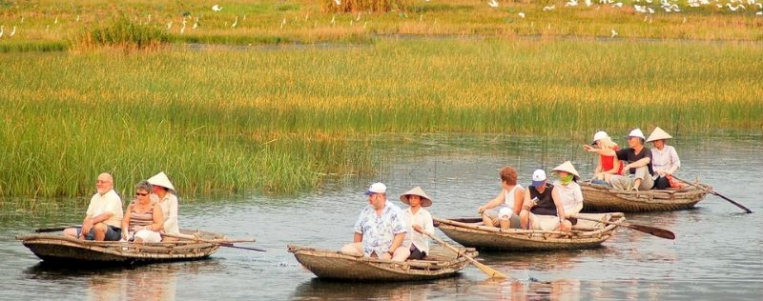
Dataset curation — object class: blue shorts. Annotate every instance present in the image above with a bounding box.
[76,225,122,241]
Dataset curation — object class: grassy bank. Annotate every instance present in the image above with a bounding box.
[1,39,761,197]
[0,0,762,53]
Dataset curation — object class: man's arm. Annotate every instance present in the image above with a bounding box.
[389,232,405,254]
[353,232,362,243]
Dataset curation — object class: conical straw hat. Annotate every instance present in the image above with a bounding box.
[147,171,176,192]
[646,127,673,142]
[552,161,580,180]
[400,186,433,208]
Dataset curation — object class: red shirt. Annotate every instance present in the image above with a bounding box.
[601,146,624,175]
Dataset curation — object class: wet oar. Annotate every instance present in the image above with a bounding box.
[673,176,752,214]
[162,233,266,252]
[35,225,80,233]
[423,231,509,279]
[575,216,675,240]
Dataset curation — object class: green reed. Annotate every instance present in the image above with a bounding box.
[1,38,761,198]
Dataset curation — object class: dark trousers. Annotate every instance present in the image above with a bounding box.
[654,176,670,190]
[408,245,427,260]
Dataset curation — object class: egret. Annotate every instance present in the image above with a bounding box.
[757,11,763,15]
[488,0,499,8]
[9,26,15,37]
[180,19,186,34]
[20,17,24,23]
[613,2,623,8]
[334,0,341,5]
[330,15,336,26]
[611,29,618,38]
[212,5,223,12]
[518,12,525,18]
[232,16,238,28]
[0,26,3,39]
[543,5,556,11]
[167,21,173,30]
[280,18,286,29]
[585,0,592,6]
[76,15,80,22]
[54,17,58,24]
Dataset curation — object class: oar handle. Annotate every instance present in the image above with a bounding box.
[673,176,752,214]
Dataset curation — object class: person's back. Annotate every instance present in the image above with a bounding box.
[529,184,556,216]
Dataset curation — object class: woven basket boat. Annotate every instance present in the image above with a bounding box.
[288,244,477,282]
[434,213,624,251]
[580,181,710,212]
[17,229,224,265]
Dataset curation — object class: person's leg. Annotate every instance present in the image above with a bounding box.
[340,242,363,257]
[63,228,78,238]
[653,176,669,190]
[104,226,121,241]
[482,207,502,227]
[407,245,426,260]
[519,210,531,230]
[93,223,108,241]
[558,220,573,232]
[391,246,411,262]
[609,175,630,190]
[634,166,653,190]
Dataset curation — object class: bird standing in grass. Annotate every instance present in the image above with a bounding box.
[611,29,618,38]
[489,0,499,8]
[212,5,223,12]
[232,16,238,28]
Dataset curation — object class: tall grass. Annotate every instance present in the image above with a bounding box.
[1,39,761,198]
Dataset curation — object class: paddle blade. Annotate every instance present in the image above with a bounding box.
[626,223,675,240]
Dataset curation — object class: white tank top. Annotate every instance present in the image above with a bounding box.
[503,184,524,211]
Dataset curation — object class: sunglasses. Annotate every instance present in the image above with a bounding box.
[136,192,149,196]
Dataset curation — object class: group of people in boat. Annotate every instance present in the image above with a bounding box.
[62,172,181,243]
[340,126,682,262]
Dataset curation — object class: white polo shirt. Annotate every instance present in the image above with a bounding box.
[85,189,123,228]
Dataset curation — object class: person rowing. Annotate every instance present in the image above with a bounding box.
[400,186,435,260]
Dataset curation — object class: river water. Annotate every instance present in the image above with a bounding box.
[1,134,761,300]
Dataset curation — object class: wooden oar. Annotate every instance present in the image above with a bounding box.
[672,176,752,214]
[162,233,266,252]
[35,225,80,233]
[574,216,675,240]
[422,231,509,279]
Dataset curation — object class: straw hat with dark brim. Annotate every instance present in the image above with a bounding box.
[646,126,673,143]
[552,161,580,181]
[147,171,176,192]
[400,186,433,207]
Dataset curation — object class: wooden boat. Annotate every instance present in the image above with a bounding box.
[580,181,710,212]
[16,229,225,265]
[287,244,477,282]
[434,213,624,251]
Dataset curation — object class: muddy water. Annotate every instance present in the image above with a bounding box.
[1,134,761,300]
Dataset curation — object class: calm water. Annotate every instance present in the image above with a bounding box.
[1,134,761,300]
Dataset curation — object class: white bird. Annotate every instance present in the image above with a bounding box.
[193,18,199,29]
[565,0,578,6]
[212,5,223,12]
[330,15,336,26]
[756,3,763,9]
[76,15,80,22]
[543,5,556,11]
[180,19,186,34]
[167,21,173,30]
[334,0,341,5]
[280,18,286,29]
[648,7,655,13]
[611,29,618,38]
[0,26,4,39]
[488,0,499,8]
[148,14,151,22]
[613,2,623,8]
[232,16,238,28]
[20,17,24,23]
[54,17,58,24]
[518,12,525,18]
[757,11,763,15]
[585,0,592,6]
[9,26,15,37]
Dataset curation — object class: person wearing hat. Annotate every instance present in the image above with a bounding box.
[582,131,624,184]
[64,172,123,241]
[477,166,525,230]
[400,187,435,260]
[609,128,655,191]
[147,171,181,239]
[341,183,411,262]
[647,127,682,190]
[551,161,584,218]
[519,169,572,232]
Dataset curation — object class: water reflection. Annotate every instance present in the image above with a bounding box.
[290,278,431,301]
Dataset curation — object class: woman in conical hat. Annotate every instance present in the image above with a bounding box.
[647,127,682,190]
[551,161,584,219]
[400,186,435,260]
[147,172,180,238]
[582,131,624,183]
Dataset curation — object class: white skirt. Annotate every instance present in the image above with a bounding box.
[132,229,162,243]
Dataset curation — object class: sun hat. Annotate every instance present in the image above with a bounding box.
[399,186,433,207]
[646,126,673,143]
[498,207,513,220]
[364,182,387,196]
[591,131,610,145]
[147,171,175,192]
[552,161,581,181]
[532,169,547,187]
[626,128,646,140]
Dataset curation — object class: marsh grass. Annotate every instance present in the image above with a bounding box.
[1,39,761,198]
[72,15,169,51]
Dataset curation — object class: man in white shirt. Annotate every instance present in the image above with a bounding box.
[64,173,123,241]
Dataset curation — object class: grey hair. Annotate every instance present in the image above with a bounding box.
[135,180,152,193]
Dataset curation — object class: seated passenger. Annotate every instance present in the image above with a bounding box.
[477,166,524,229]
[609,128,655,191]
[519,169,572,233]
[646,127,682,190]
[551,161,584,218]
[121,181,164,243]
[63,173,123,241]
[400,187,435,260]
[582,131,624,184]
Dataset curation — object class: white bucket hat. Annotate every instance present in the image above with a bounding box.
[400,186,433,207]
[646,127,673,143]
[591,131,610,145]
[364,182,387,196]
[147,171,176,192]
[552,161,580,180]
[626,128,646,140]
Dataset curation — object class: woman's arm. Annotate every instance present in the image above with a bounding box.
[151,203,164,232]
[512,188,525,215]
[552,188,566,220]
[478,191,505,213]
